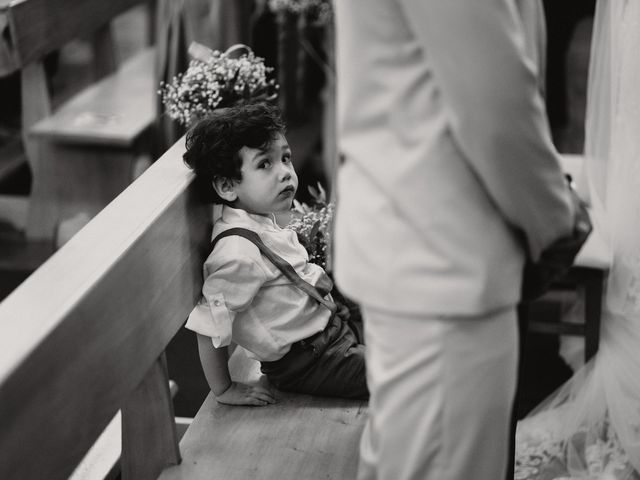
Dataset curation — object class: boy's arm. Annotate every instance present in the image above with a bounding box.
[196,334,276,406]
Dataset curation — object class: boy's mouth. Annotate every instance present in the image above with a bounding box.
[279,185,296,197]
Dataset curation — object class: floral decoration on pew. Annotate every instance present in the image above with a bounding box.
[268,0,333,25]
[159,43,279,127]
[287,182,334,270]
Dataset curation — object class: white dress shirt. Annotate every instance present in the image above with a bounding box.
[185,206,332,361]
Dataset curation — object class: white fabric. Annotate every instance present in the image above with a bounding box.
[515,1,640,478]
[358,306,518,480]
[334,0,575,317]
[185,206,331,361]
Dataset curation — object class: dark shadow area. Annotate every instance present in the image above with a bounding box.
[166,326,209,417]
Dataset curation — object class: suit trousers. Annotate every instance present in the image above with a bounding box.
[358,305,518,480]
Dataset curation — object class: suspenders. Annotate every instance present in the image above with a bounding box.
[210,228,337,315]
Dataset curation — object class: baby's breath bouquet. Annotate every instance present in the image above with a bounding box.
[288,182,362,325]
[287,183,334,270]
[159,43,279,127]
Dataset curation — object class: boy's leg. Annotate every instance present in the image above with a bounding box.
[308,318,368,398]
[261,315,368,399]
[358,306,518,480]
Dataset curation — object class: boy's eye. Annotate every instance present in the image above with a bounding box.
[258,159,271,169]
[282,153,292,163]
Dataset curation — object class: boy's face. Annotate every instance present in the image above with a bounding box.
[229,133,298,215]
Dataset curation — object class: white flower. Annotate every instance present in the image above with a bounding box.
[159,44,278,127]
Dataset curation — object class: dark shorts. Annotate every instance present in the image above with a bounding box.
[260,313,368,400]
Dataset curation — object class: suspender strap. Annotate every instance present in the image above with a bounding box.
[210,227,337,314]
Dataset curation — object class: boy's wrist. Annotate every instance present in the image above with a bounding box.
[213,380,233,397]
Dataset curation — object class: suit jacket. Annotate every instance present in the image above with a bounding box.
[333,0,574,315]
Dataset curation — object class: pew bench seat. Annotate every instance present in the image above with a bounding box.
[26,46,157,241]
[160,346,367,480]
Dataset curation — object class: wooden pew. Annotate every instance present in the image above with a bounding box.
[28,46,157,241]
[0,0,156,241]
[0,0,150,77]
[0,139,367,480]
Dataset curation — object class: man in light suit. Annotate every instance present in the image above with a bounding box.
[333,1,575,479]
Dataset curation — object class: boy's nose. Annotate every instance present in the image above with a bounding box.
[279,164,292,181]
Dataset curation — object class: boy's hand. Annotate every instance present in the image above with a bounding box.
[216,381,276,406]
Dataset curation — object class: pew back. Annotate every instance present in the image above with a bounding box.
[0,139,210,480]
[0,0,157,241]
[0,0,150,75]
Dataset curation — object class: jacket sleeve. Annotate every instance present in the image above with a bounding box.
[185,253,267,347]
[399,0,574,260]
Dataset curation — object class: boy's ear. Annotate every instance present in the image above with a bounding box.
[213,177,238,202]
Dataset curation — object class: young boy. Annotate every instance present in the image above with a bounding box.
[183,102,367,406]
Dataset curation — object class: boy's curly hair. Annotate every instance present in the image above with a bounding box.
[183,102,286,204]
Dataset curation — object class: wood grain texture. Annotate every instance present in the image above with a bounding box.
[0,0,149,74]
[158,347,368,480]
[0,138,212,480]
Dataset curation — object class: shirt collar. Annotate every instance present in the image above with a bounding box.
[220,205,280,231]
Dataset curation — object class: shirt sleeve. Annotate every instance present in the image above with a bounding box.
[398,0,574,260]
[185,253,267,347]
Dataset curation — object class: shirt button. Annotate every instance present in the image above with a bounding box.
[213,300,221,307]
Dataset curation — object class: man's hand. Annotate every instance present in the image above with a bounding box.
[216,381,276,406]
